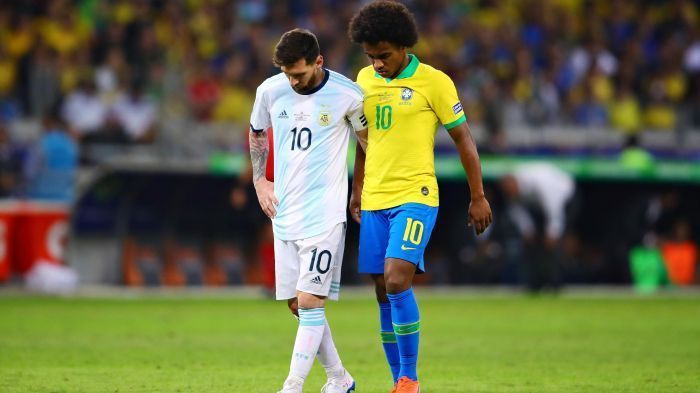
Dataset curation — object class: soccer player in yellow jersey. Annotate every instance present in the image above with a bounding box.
[348,2,492,392]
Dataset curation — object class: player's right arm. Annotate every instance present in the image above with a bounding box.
[250,85,278,219]
[345,85,367,223]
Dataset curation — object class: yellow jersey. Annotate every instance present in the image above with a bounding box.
[356,55,466,210]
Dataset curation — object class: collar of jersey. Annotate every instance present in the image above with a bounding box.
[375,54,419,82]
[296,68,330,95]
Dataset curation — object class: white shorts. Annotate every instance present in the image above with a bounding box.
[274,222,346,301]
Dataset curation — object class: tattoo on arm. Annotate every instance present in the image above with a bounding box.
[249,130,269,183]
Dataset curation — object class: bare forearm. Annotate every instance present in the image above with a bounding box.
[355,129,368,152]
[249,130,269,184]
[352,140,366,193]
[449,123,485,198]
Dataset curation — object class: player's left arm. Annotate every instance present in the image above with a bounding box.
[447,122,492,234]
[431,71,492,234]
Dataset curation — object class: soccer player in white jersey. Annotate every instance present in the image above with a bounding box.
[249,29,367,393]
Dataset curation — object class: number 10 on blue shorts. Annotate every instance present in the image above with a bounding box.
[358,203,438,274]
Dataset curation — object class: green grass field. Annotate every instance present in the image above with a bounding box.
[1,291,699,393]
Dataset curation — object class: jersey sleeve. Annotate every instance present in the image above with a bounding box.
[428,71,467,130]
[249,85,271,133]
[346,96,367,132]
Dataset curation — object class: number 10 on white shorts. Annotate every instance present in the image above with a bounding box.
[274,222,346,301]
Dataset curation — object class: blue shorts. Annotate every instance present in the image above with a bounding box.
[358,203,438,274]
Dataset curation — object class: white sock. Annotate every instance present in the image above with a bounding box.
[316,319,345,380]
[288,307,326,381]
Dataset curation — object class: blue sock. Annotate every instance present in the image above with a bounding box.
[387,288,420,381]
[379,301,400,383]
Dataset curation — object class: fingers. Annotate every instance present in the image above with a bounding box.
[255,184,278,218]
[475,219,485,235]
[267,197,277,218]
[481,214,493,233]
[260,202,272,218]
[259,198,277,218]
[348,199,361,224]
[469,217,485,235]
[351,208,361,224]
[469,213,492,235]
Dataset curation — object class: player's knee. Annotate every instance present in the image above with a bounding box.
[384,274,411,294]
[297,292,325,309]
[287,298,299,317]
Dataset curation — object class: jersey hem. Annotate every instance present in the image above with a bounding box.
[273,216,347,241]
[361,199,439,211]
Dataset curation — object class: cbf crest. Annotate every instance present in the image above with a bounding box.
[318,111,332,127]
[401,88,413,101]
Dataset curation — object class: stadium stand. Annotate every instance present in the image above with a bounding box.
[0,0,698,288]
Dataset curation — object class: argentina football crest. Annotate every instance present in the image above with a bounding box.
[318,111,331,127]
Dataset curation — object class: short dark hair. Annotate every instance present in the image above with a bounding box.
[348,1,418,47]
[273,28,320,67]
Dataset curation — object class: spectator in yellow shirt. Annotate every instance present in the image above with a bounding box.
[0,48,15,96]
[213,57,253,124]
[609,83,642,134]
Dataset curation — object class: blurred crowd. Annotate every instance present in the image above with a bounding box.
[0,0,700,285]
[0,0,699,152]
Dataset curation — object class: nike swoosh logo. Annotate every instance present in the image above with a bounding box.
[401,245,417,251]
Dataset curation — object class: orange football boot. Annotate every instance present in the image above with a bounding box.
[395,376,420,393]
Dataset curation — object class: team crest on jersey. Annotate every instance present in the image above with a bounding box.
[318,111,332,126]
[401,88,413,101]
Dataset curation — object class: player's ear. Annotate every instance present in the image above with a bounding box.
[315,55,324,68]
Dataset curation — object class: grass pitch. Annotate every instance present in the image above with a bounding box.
[0,291,699,392]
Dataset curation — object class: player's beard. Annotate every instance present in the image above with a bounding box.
[293,68,324,94]
[292,84,309,93]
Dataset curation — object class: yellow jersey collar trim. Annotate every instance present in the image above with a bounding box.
[375,54,419,82]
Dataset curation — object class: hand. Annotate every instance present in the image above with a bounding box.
[348,191,362,223]
[468,195,493,235]
[254,179,278,218]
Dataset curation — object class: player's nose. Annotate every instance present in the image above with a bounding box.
[373,59,385,70]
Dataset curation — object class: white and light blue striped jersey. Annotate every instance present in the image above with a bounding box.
[250,69,366,240]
